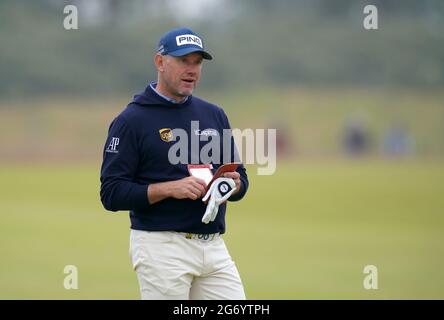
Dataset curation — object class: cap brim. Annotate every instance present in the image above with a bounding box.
[168,47,213,60]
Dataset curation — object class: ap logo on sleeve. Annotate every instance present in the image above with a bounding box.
[106,137,120,153]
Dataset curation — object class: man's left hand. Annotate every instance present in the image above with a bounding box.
[223,171,241,195]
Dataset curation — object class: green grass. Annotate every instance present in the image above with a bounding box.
[1,160,444,299]
[1,87,444,160]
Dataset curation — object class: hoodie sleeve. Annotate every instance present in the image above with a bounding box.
[100,116,150,212]
[219,110,249,202]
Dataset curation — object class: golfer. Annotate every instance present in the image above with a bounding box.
[100,27,249,300]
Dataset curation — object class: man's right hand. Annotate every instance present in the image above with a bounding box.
[168,176,207,200]
[147,176,207,204]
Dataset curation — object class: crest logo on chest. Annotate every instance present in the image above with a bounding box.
[159,128,174,142]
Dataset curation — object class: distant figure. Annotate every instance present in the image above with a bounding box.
[383,124,414,157]
[342,116,371,156]
[267,119,295,158]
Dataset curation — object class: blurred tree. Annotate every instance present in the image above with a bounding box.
[0,0,443,99]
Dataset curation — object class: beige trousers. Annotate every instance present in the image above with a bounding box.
[129,229,246,300]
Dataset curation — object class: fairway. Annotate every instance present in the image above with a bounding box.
[1,160,443,299]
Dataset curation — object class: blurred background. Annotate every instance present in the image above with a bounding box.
[0,0,443,299]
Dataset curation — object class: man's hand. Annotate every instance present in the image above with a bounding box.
[147,171,240,205]
[223,171,241,195]
[148,176,206,204]
[169,176,207,200]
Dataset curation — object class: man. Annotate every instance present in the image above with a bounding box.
[100,27,249,300]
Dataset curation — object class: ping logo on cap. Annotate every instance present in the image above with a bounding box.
[176,34,203,48]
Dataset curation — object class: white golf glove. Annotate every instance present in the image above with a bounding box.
[201,177,236,224]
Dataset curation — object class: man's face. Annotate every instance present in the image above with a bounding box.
[157,52,203,100]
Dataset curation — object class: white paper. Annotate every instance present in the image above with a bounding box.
[189,168,213,186]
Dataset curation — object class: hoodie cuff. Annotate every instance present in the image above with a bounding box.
[132,184,150,209]
[228,178,246,202]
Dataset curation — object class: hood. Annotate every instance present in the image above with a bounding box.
[131,83,192,107]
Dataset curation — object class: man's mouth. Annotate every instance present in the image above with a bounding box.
[181,78,195,84]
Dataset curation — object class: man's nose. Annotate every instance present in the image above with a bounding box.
[185,62,200,72]
[184,68,198,76]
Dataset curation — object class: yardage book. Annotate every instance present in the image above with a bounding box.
[187,163,240,193]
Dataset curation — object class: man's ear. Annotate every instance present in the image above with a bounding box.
[154,53,165,72]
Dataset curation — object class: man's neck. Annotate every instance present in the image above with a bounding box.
[153,82,187,103]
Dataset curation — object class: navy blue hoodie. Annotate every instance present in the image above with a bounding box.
[100,84,248,234]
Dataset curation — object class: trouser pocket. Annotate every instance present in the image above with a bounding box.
[130,230,190,296]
